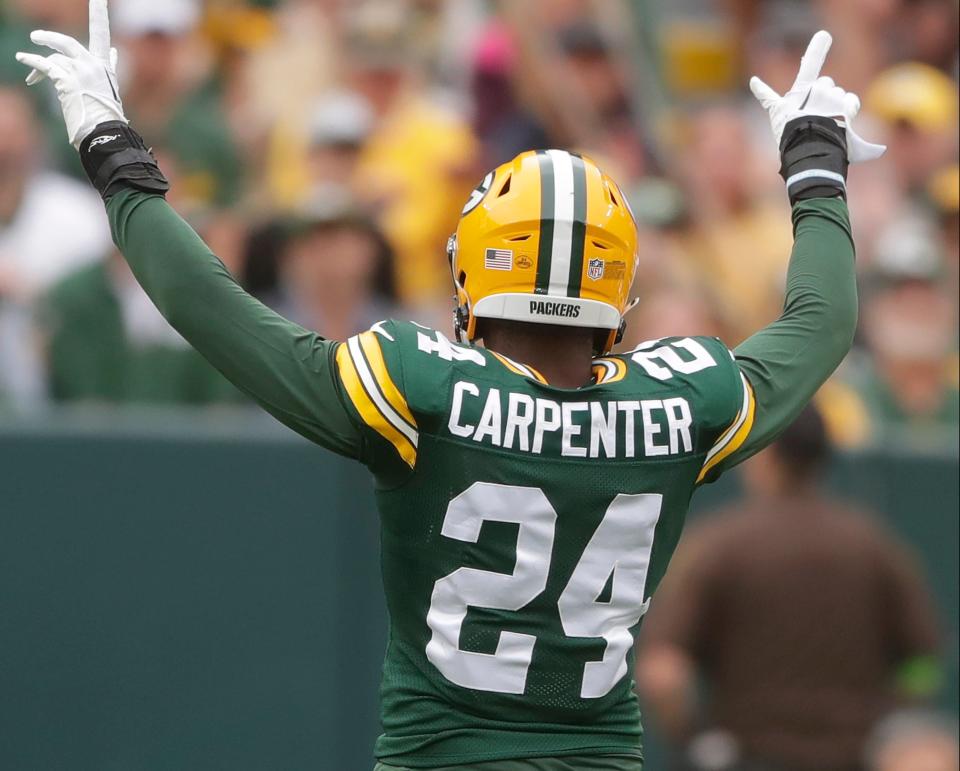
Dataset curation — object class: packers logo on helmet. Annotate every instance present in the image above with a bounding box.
[449,149,639,354]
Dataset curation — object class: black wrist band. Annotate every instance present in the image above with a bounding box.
[79,122,170,200]
[778,115,849,205]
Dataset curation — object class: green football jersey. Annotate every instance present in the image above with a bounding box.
[334,320,755,768]
[104,190,855,768]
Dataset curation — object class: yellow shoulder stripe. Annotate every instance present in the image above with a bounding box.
[357,332,416,426]
[336,336,418,468]
[697,374,756,484]
[490,352,548,384]
[525,363,548,384]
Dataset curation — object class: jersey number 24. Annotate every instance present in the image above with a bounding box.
[426,483,662,698]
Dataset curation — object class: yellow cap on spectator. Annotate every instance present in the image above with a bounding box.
[927,165,960,213]
[203,7,276,52]
[866,63,958,132]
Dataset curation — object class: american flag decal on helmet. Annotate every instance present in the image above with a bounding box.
[484,248,514,271]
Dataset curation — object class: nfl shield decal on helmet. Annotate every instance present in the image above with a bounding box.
[588,258,605,281]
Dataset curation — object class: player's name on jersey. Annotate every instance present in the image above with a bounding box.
[447,381,694,459]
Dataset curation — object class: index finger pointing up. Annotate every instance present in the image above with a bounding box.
[89,0,111,60]
[792,30,832,90]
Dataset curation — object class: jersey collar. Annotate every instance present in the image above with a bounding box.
[490,351,549,384]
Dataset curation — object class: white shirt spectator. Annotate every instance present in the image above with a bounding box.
[0,171,111,298]
[0,172,111,409]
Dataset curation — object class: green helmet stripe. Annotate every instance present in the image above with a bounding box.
[567,153,588,297]
[535,150,555,294]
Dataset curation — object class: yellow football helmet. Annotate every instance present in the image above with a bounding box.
[449,149,639,354]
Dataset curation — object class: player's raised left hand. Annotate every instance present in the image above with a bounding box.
[750,31,885,163]
[16,0,127,149]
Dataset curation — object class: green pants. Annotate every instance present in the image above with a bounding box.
[375,755,643,771]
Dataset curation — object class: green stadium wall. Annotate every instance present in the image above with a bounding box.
[1,412,956,770]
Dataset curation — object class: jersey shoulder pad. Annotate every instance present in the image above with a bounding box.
[334,320,486,469]
[618,335,755,483]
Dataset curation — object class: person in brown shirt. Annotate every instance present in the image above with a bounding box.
[636,405,942,771]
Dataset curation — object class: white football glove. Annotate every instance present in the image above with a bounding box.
[16,0,127,150]
[750,31,885,163]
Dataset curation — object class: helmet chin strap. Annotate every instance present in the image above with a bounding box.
[453,305,469,343]
[612,298,641,349]
[448,233,470,343]
[450,277,470,344]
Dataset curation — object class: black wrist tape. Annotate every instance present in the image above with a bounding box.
[80,122,170,200]
[779,115,849,205]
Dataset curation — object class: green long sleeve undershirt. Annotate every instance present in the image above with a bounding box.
[106,191,856,472]
[730,196,857,468]
[108,190,361,460]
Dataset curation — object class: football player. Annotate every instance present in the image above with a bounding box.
[18,3,884,769]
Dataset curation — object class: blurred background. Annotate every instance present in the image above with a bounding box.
[0,0,956,769]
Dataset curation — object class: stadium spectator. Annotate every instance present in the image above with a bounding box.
[245,0,343,128]
[637,405,942,771]
[741,5,821,96]
[41,248,240,405]
[865,710,960,771]
[813,0,902,93]
[268,195,402,343]
[198,2,278,185]
[0,85,111,407]
[894,0,960,74]
[0,2,99,173]
[38,149,243,407]
[0,87,110,304]
[113,0,243,207]
[346,4,480,304]
[253,86,377,210]
[6,0,89,29]
[622,283,730,350]
[468,23,551,169]
[865,63,959,196]
[556,20,647,181]
[0,0,89,78]
[926,164,959,299]
[304,90,375,202]
[672,105,793,344]
[843,227,960,447]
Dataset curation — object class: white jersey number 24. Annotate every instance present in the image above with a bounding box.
[425,482,662,698]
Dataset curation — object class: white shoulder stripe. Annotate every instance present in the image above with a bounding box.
[347,336,419,447]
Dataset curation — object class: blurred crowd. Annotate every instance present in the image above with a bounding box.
[0,0,957,452]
